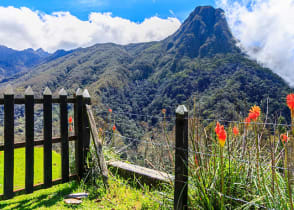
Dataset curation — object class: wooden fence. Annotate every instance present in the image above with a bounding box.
[0,85,189,210]
[0,85,91,199]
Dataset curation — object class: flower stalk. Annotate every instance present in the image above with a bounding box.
[215,122,226,210]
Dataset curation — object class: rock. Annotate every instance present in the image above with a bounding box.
[65,192,89,199]
[64,198,82,205]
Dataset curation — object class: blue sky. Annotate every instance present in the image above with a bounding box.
[0,0,216,22]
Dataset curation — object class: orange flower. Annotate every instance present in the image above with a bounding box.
[112,125,116,132]
[281,134,289,143]
[287,94,294,117]
[245,117,251,124]
[233,126,239,136]
[162,109,166,114]
[108,108,112,113]
[99,128,103,133]
[68,116,73,124]
[215,122,221,135]
[218,126,227,147]
[215,122,226,147]
[249,105,261,121]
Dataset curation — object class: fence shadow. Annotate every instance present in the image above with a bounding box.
[0,181,79,210]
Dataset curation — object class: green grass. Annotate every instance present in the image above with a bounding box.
[0,177,169,209]
[0,147,171,209]
[0,147,62,194]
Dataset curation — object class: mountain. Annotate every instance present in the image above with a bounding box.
[163,6,240,58]
[0,46,50,80]
[0,6,292,136]
[0,46,74,82]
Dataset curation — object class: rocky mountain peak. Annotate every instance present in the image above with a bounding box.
[165,6,240,57]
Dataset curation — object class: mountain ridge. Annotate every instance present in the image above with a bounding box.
[0,6,291,128]
[0,45,74,82]
[164,6,240,58]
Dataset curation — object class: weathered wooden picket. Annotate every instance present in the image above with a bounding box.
[0,85,92,199]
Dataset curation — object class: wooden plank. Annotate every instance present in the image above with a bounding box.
[85,104,108,186]
[75,89,84,179]
[174,105,188,210]
[0,98,76,105]
[25,86,34,194]
[59,88,69,183]
[4,85,14,199]
[43,87,52,188]
[0,175,78,200]
[108,161,173,187]
[0,136,77,151]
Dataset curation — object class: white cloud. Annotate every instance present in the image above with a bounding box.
[0,6,181,53]
[217,0,294,86]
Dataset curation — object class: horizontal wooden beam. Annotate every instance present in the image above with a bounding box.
[0,136,77,151]
[0,98,76,105]
[0,175,78,200]
[108,161,174,187]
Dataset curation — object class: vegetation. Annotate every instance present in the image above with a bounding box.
[0,177,168,210]
[0,146,172,209]
[101,93,294,209]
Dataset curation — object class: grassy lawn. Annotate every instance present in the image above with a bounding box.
[0,147,62,194]
[0,148,171,209]
[0,177,168,209]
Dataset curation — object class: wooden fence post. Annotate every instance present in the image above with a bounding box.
[85,104,109,187]
[82,89,91,172]
[4,84,14,199]
[174,105,188,210]
[43,87,52,188]
[25,86,34,193]
[59,88,69,183]
[75,88,84,179]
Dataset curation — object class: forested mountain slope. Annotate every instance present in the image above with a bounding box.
[0,6,291,124]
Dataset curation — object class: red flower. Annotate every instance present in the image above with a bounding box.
[287,94,294,110]
[287,94,294,117]
[245,117,251,124]
[68,116,73,124]
[215,122,226,147]
[233,126,239,136]
[218,126,227,147]
[108,108,112,113]
[281,134,289,143]
[249,105,261,121]
[112,125,116,132]
[215,122,221,135]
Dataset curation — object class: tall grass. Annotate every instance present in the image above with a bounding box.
[187,112,293,209]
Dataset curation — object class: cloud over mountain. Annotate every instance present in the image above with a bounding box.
[0,6,181,53]
[217,0,294,86]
